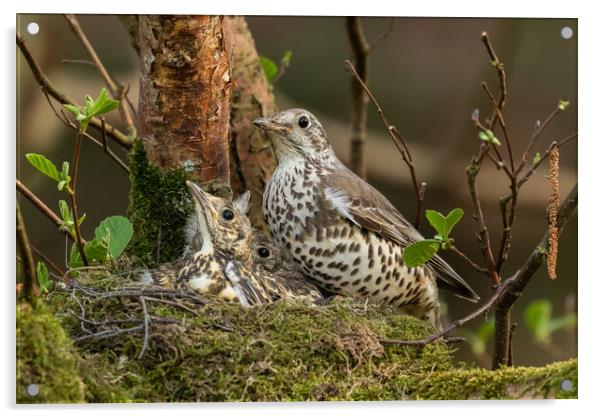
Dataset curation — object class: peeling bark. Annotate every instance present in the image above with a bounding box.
[227,16,277,229]
[138,15,233,198]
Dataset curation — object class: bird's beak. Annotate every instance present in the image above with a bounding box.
[186,181,210,210]
[253,117,291,135]
[186,181,214,251]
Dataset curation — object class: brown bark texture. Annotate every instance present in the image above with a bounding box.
[227,16,278,229]
[138,15,233,198]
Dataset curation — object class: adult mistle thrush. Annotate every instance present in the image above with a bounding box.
[254,108,479,326]
[141,181,272,306]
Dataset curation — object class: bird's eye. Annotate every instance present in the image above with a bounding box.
[222,209,234,221]
[298,115,310,129]
[257,247,270,258]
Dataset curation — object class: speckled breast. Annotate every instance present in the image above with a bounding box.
[263,162,439,315]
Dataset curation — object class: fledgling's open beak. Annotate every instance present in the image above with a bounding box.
[186,181,210,209]
[253,117,291,135]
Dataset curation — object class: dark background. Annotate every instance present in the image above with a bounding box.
[16,15,577,367]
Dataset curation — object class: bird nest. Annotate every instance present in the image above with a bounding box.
[17,268,577,402]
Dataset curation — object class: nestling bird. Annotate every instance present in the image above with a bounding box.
[169,182,324,305]
[254,109,479,327]
[251,233,325,304]
[141,181,272,306]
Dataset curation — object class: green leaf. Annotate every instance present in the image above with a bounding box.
[444,208,464,237]
[87,88,119,119]
[25,153,60,182]
[58,200,71,224]
[478,130,501,146]
[69,243,84,269]
[36,261,53,293]
[425,210,446,238]
[63,103,82,117]
[533,152,541,165]
[94,215,133,259]
[547,313,577,334]
[425,208,464,241]
[558,100,570,111]
[281,50,293,66]
[524,299,552,343]
[403,239,441,267]
[259,56,278,83]
[464,320,494,355]
[84,237,109,263]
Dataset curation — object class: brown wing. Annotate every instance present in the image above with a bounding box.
[323,166,479,302]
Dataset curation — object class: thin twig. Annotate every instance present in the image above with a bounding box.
[68,128,89,266]
[138,297,150,359]
[68,190,88,266]
[368,18,396,51]
[64,14,137,139]
[17,202,36,301]
[346,17,370,180]
[515,107,563,176]
[481,81,515,173]
[466,144,501,285]
[30,244,66,277]
[345,59,424,229]
[16,33,132,149]
[16,179,84,243]
[492,183,577,369]
[450,246,488,275]
[379,272,517,347]
[480,32,507,130]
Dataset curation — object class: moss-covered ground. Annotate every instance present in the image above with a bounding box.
[16,271,577,403]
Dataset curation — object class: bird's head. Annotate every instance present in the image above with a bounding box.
[186,181,253,260]
[252,233,287,273]
[253,109,332,160]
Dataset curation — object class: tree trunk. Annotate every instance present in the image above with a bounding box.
[138,15,233,198]
[227,16,277,229]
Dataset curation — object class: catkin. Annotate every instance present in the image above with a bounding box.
[547,145,560,280]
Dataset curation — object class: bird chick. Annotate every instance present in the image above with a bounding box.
[141,181,271,306]
[182,189,324,305]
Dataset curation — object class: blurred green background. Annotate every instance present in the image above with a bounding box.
[16,15,577,368]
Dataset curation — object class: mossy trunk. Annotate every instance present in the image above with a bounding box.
[128,16,278,264]
[138,15,233,197]
[227,16,278,230]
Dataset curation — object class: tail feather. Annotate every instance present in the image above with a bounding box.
[429,253,480,302]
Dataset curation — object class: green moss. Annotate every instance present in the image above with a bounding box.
[40,272,577,402]
[16,300,85,403]
[128,139,192,267]
[409,358,577,400]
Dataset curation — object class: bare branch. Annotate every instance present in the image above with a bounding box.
[345,59,425,229]
[368,18,396,51]
[16,202,36,301]
[30,244,66,277]
[16,33,132,149]
[380,271,517,347]
[346,17,370,180]
[64,14,137,138]
[492,183,577,369]
[16,179,85,244]
[515,106,563,176]
[450,246,488,275]
[466,145,502,286]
